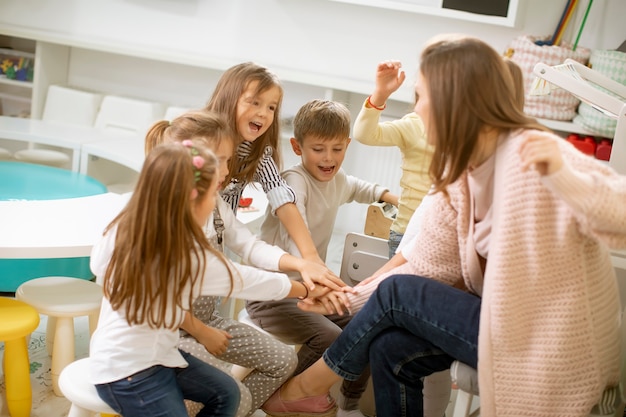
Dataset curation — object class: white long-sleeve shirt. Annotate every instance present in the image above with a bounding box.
[89,226,292,384]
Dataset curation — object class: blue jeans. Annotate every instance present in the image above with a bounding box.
[322,275,480,417]
[96,350,240,417]
[387,230,403,259]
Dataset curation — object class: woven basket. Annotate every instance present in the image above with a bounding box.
[508,35,591,120]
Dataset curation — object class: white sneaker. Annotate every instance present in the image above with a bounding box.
[337,409,366,417]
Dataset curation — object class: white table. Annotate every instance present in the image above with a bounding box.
[0,116,126,172]
[0,193,130,259]
[79,134,144,174]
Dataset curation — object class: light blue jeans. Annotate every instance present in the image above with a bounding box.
[387,230,403,259]
[322,275,480,417]
[96,350,240,417]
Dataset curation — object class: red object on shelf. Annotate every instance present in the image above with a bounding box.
[595,139,612,161]
[566,133,597,156]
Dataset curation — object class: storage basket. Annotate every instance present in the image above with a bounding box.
[508,35,591,120]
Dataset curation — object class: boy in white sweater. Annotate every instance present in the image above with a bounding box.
[248,99,397,417]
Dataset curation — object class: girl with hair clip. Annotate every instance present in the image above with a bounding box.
[260,34,626,417]
[206,62,345,289]
[89,140,329,417]
[144,110,343,417]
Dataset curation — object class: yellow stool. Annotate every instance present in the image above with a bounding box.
[16,277,103,396]
[0,297,40,417]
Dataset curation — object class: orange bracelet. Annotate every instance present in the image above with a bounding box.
[366,96,386,111]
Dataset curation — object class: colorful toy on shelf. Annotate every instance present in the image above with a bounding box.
[566,133,597,156]
[0,49,34,82]
[595,139,613,161]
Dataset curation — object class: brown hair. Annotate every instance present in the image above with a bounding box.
[102,141,233,329]
[205,62,284,185]
[421,35,548,193]
[144,110,234,156]
[504,57,525,110]
[293,99,351,144]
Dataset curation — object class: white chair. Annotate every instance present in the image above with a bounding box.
[91,95,164,192]
[94,95,165,136]
[13,85,103,168]
[15,277,103,396]
[339,232,388,286]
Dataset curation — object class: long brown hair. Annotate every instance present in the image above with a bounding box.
[144,110,234,156]
[102,142,229,329]
[205,62,284,184]
[421,35,548,193]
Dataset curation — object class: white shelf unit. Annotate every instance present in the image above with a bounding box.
[0,36,35,117]
[533,59,626,175]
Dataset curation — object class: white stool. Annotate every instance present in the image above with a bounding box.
[14,148,70,168]
[15,277,103,396]
[59,357,119,417]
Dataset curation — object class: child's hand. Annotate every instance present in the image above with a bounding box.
[196,325,232,356]
[298,258,354,293]
[298,290,352,316]
[371,60,405,104]
[519,132,564,176]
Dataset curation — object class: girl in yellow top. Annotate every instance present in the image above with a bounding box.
[353,60,434,259]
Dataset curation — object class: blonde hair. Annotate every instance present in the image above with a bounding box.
[421,35,548,193]
[102,141,231,329]
[144,110,234,156]
[293,99,351,144]
[205,62,284,185]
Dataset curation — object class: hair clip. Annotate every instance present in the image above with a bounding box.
[181,140,205,181]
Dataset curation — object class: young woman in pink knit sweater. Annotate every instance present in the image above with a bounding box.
[260,34,626,417]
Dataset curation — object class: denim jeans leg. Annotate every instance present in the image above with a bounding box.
[369,327,454,417]
[177,350,241,417]
[323,274,480,384]
[387,230,403,259]
[96,365,189,417]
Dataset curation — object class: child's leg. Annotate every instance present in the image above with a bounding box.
[180,297,253,417]
[246,299,343,374]
[216,317,298,414]
[177,350,241,417]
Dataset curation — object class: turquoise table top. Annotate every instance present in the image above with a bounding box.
[0,161,108,291]
[0,161,107,201]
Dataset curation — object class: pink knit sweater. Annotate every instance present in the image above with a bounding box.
[349,130,626,416]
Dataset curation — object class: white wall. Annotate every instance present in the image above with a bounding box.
[1,0,624,103]
[0,0,624,237]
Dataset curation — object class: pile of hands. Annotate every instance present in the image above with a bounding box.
[296,257,363,317]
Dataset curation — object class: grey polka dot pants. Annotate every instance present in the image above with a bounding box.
[179,296,298,417]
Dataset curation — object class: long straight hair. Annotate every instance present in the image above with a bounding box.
[206,62,284,185]
[102,142,226,329]
[421,35,548,193]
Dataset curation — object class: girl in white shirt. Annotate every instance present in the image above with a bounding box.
[90,140,322,417]
[144,110,344,416]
